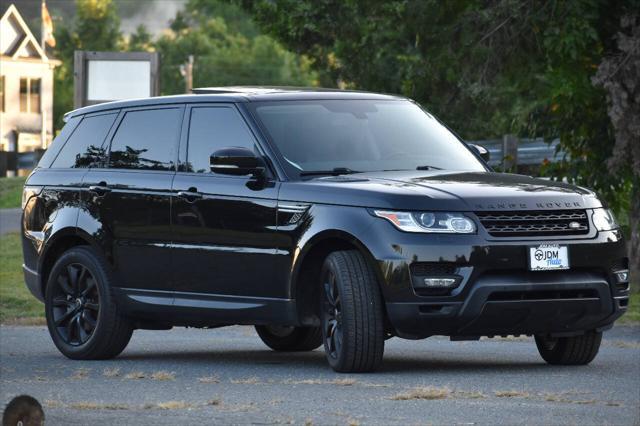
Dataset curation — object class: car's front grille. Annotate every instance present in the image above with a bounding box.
[476,209,589,237]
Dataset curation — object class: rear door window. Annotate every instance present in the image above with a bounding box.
[108,107,183,171]
[51,113,117,168]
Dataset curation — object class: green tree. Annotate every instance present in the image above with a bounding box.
[592,15,639,281]
[53,0,123,129]
[240,0,637,228]
[155,0,317,95]
[128,24,153,52]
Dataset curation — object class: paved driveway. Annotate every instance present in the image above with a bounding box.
[0,208,21,235]
[1,325,638,425]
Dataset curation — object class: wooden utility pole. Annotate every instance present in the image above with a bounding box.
[182,55,194,94]
[502,134,518,172]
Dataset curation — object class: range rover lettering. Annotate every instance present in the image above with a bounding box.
[21,87,629,372]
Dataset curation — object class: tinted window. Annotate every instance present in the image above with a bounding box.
[186,107,256,173]
[250,100,485,177]
[109,108,182,171]
[51,113,117,168]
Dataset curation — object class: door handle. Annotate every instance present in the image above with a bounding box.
[177,190,202,200]
[88,183,111,195]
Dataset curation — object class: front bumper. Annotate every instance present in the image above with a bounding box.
[23,263,44,302]
[365,225,629,338]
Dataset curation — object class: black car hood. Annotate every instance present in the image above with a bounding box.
[278,171,603,211]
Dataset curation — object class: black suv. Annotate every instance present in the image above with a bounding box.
[21,87,629,372]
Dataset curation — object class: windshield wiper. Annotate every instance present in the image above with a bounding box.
[299,167,361,177]
[416,165,443,170]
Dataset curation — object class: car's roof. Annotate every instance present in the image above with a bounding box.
[65,86,406,120]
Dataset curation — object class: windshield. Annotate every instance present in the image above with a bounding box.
[249,99,486,178]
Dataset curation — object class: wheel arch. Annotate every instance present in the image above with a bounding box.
[291,229,385,326]
[38,228,105,298]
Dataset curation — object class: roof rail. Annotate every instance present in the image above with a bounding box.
[192,86,289,94]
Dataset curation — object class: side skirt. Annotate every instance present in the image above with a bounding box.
[114,288,299,327]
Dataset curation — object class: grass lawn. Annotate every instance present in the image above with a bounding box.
[0,230,637,326]
[0,233,44,324]
[623,287,640,323]
[0,176,27,209]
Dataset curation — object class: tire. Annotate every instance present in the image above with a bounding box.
[45,246,133,360]
[255,325,323,351]
[535,331,602,365]
[320,250,385,373]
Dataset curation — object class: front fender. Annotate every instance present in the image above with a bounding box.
[284,204,399,300]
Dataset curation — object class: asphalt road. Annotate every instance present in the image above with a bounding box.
[0,208,21,235]
[1,325,638,425]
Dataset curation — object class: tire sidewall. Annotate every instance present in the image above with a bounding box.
[320,255,349,371]
[45,247,111,359]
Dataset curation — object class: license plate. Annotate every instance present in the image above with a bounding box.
[529,244,569,271]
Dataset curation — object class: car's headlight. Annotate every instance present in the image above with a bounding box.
[591,208,618,231]
[21,186,43,210]
[374,210,476,233]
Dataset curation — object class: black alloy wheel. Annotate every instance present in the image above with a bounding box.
[45,247,133,360]
[321,268,343,360]
[51,263,100,346]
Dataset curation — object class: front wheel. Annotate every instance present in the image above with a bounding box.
[45,246,133,360]
[535,331,602,365]
[320,250,385,373]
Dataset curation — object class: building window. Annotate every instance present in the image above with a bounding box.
[0,76,4,112]
[19,77,41,113]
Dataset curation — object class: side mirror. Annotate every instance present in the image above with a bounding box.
[469,144,490,162]
[210,147,265,177]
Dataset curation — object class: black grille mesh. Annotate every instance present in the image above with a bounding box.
[411,262,457,276]
[476,210,589,237]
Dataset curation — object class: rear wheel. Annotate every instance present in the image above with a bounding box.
[255,325,322,351]
[320,250,385,373]
[45,247,133,360]
[535,331,602,365]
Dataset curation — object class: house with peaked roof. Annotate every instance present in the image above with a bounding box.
[0,4,59,153]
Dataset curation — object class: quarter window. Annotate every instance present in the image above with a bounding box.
[109,108,182,171]
[51,113,117,168]
[185,107,256,173]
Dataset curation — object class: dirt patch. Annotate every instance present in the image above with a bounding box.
[124,371,146,380]
[150,371,176,381]
[284,378,357,386]
[455,390,487,399]
[608,340,640,349]
[494,390,530,398]
[230,376,260,384]
[198,376,220,384]
[70,402,130,410]
[102,367,120,378]
[391,386,451,401]
[70,368,90,380]
[152,401,194,410]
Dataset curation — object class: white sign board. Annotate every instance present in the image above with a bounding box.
[87,60,151,101]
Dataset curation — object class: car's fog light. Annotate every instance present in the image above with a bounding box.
[614,270,629,283]
[423,278,458,288]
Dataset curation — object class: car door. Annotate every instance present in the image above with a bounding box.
[81,105,185,295]
[171,104,281,301]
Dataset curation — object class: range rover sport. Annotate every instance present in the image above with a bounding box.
[21,87,629,372]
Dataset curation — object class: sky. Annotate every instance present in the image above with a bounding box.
[2,0,187,36]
